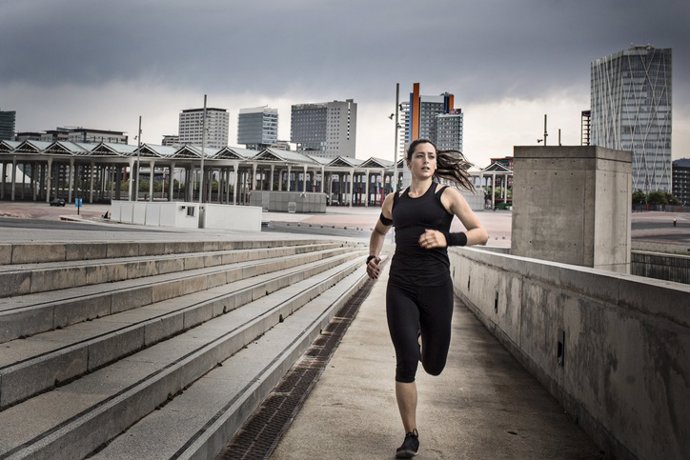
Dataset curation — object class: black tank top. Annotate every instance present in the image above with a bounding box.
[390,182,454,287]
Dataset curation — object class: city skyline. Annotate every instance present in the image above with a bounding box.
[0,0,688,168]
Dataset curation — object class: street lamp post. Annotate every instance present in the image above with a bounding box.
[199,94,207,204]
[393,83,400,192]
[135,115,141,201]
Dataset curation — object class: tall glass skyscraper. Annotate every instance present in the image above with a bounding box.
[237,106,278,149]
[0,110,16,141]
[591,45,672,192]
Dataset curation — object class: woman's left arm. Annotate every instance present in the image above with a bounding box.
[441,187,489,245]
[418,187,489,249]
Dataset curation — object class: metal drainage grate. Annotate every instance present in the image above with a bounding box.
[218,278,376,460]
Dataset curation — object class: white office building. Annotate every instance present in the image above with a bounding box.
[237,106,278,149]
[178,107,229,149]
[291,99,357,158]
[591,45,672,192]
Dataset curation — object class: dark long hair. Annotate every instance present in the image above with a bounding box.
[406,138,475,191]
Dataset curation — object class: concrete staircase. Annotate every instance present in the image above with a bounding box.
[0,238,370,459]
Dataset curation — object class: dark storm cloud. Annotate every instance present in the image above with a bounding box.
[1,0,688,103]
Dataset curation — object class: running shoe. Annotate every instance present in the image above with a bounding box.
[396,429,419,458]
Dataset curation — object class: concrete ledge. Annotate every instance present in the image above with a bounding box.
[0,239,337,265]
[449,246,690,460]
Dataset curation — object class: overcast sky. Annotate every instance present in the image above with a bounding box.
[1,0,688,167]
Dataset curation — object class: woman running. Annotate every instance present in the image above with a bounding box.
[367,138,488,458]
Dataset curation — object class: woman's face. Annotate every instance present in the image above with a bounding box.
[407,142,437,179]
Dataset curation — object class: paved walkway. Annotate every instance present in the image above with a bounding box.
[0,201,514,248]
[271,264,603,460]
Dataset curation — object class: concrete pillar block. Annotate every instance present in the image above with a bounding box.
[511,146,632,272]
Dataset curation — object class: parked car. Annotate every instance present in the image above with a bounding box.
[50,198,66,207]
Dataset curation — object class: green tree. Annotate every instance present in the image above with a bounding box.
[647,191,668,205]
[666,192,680,205]
[632,189,646,204]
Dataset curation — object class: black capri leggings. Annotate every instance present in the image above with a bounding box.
[386,279,454,383]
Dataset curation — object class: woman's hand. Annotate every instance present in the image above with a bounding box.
[367,256,382,280]
[418,229,447,249]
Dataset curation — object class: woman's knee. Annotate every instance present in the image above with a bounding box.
[421,358,447,376]
[396,359,418,383]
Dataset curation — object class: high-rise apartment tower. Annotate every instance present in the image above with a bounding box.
[434,110,464,152]
[591,45,672,192]
[672,158,690,206]
[290,99,357,158]
[400,83,463,155]
[178,107,229,149]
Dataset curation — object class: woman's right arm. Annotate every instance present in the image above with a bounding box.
[367,192,394,280]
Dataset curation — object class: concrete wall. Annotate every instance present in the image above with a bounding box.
[449,247,690,460]
[511,146,632,273]
[202,203,262,232]
[632,240,690,255]
[461,188,484,211]
[110,201,262,232]
[111,201,199,228]
[249,191,326,213]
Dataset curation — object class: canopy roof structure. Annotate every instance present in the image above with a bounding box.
[0,141,410,170]
[0,140,504,174]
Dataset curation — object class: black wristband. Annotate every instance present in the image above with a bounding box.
[366,255,377,265]
[444,231,468,246]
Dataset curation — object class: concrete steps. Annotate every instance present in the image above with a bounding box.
[0,239,371,459]
[93,267,368,460]
[0,243,351,343]
[0,241,341,298]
